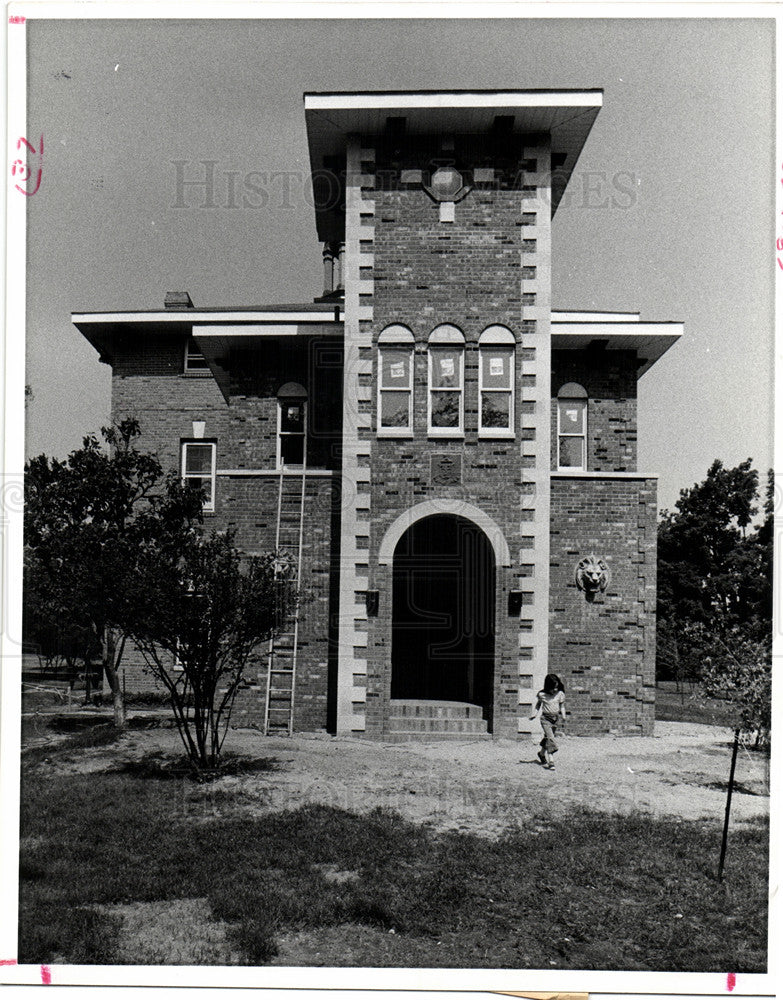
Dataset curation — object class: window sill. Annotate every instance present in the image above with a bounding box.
[377,430,414,439]
[182,371,212,378]
[478,430,515,440]
[427,430,465,440]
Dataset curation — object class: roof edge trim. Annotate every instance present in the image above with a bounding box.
[305,90,603,112]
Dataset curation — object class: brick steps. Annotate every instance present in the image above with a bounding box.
[382,731,492,742]
[384,699,489,739]
[388,699,484,719]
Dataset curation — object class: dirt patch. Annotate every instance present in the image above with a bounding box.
[27,719,770,836]
[313,864,360,886]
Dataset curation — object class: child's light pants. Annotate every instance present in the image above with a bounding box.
[540,715,559,753]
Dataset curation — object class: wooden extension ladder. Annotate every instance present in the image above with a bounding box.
[263,457,307,735]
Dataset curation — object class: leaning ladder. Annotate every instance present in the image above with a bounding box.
[263,454,307,735]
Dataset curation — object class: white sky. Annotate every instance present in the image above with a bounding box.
[22,16,775,513]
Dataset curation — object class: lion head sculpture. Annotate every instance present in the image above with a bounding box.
[575,555,610,598]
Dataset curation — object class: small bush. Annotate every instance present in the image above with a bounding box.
[123,691,172,708]
[116,751,280,782]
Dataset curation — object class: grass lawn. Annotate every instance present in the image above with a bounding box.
[18,733,768,970]
[655,681,738,727]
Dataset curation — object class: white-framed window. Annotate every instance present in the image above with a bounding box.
[184,338,209,374]
[377,324,414,437]
[428,324,465,436]
[478,325,516,437]
[277,383,307,468]
[557,382,588,470]
[181,440,217,512]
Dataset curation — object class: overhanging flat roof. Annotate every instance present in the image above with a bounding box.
[304,89,603,241]
[551,319,682,377]
[72,307,344,364]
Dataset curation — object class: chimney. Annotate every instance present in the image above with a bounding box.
[164,291,194,310]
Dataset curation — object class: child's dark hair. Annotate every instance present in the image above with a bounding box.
[543,673,564,695]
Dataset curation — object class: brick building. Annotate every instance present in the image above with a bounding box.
[73,90,681,740]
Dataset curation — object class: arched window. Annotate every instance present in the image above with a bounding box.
[478,325,516,437]
[377,325,414,436]
[277,382,307,467]
[557,382,588,470]
[428,324,465,436]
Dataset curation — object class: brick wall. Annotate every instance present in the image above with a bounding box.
[109,334,342,731]
[549,475,657,735]
[551,349,637,472]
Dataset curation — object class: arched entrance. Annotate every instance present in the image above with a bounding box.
[391,514,495,717]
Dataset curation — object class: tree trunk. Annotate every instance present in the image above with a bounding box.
[103,629,126,729]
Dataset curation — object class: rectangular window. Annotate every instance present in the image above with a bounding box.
[557,399,587,470]
[378,347,413,435]
[428,347,463,435]
[479,346,514,436]
[181,440,216,511]
[184,338,210,373]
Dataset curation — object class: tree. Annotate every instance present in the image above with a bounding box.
[657,460,772,683]
[24,420,203,727]
[656,460,773,747]
[121,531,294,770]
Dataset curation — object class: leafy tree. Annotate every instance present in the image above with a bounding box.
[24,420,203,727]
[656,460,773,738]
[657,461,772,679]
[121,532,294,770]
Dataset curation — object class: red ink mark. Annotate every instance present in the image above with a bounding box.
[0,959,17,966]
[778,258,783,271]
[727,972,736,992]
[11,135,42,196]
[8,15,25,23]
[40,965,51,985]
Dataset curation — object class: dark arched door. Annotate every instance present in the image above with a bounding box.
[391,514,495,713]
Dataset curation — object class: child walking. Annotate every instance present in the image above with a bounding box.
[530,673,566,769]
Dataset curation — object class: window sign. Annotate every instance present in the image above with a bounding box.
[439,355,455,379]
[558,400,585,434]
